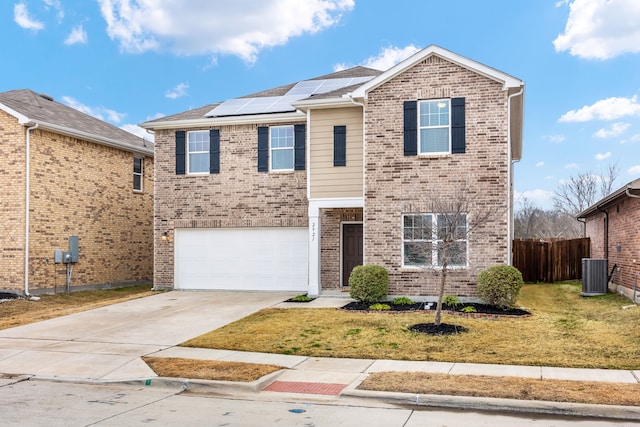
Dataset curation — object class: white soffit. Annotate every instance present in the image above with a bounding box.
[206,76,373,117]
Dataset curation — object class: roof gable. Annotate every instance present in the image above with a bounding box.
[351,45,524,99]
[0,89,153,155]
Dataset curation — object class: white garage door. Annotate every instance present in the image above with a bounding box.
[175,228,308,291]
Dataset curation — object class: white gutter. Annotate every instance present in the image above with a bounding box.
[33,121,153,157]
[24,123,39,298]
[506,87,524,265]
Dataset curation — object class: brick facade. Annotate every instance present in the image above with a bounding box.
[0,110,27,289]
[153,123,308,289]
[363,56,510,296]
[0,113,154,293]
[584,197,640,299]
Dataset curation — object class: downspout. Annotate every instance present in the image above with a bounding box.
[596,204,609,260]
[24,123,39,299]
[576,217,586,238]
[506,87,524,265]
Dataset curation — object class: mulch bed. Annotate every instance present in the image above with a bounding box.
[341,301,530,317]
[341,300,530,336]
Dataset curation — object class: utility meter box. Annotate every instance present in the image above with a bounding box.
[54,249,63,264]
[69,235,79,263]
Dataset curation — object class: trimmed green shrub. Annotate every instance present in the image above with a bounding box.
[477,265,524,309]
[369,303,391,311]
[349,264,389,303]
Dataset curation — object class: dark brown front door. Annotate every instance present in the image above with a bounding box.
[342,223,363,287]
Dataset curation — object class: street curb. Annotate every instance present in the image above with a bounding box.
[342,388,640,421]
[111,369,286,395]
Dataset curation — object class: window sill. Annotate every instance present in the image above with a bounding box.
[400,266,469,271]
[133,189,144,194]
[269,169,296,174]
[418,153,452,159]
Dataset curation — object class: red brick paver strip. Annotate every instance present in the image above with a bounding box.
[263,381,348,395]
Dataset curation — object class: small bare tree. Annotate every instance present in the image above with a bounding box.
[403,186,501,326]
[553,163,619,216]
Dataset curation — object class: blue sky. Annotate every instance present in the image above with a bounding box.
[3,0,640,210]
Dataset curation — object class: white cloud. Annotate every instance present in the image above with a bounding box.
[14,3,44,31]
[61,96,126,123]
[97,0,354,63]
[595,151,611,160]
[165,82,189,99]
[542,134,566,143]
[553,0,640,60]
[629,165,640,175]
[536,161,545,167]
[121,124,153,142]
[43,0,64,21]
[558,95,640,122]
[565,162,579,169]
[514,189,555,210]
[621,133,640,144]
[64,25,88,45]
[335,44,421,71]
[593,122,630,138]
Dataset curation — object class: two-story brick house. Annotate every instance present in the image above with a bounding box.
[0,89,154,295]
[143,45,524,297]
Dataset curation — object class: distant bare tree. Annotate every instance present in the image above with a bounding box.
[514,198,582,239]
[553,163,620,216]
[403,185,501,326]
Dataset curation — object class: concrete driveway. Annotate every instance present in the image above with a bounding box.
[0,291,295,381]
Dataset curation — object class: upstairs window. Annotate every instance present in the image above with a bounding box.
[270,125,294,171]
[404,98,465,156]
[133,157,143,191]
[187,130,210,174]
[419,99,450,154]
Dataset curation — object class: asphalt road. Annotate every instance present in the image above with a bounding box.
[0,378,635,427]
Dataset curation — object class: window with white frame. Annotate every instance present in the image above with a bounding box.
[402,213,468,268]
[418,99,450,154]
[187,130,210,173]
[270,125,294,171]
[133,156,143,191]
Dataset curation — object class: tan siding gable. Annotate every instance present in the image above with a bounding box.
[309,107,363,198]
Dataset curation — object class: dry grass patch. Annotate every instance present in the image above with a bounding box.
[182,283,640,369]
[142,357,282,382]
[0,285,157,330]
[359,372,640,406]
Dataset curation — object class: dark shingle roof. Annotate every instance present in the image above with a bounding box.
[142,66,383,126]
[0,89,152,152]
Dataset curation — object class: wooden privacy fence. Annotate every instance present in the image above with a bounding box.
[512,238,590,283]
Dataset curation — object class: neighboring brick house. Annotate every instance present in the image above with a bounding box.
[0,89,154,295]
[142,45,525,297]
[577,179,640,302]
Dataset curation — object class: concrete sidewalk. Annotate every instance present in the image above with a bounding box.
[1,291,639,420]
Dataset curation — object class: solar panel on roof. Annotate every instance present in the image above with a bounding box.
[206,75,375,117]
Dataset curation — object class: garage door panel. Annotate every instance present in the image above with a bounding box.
[175,228,308,291]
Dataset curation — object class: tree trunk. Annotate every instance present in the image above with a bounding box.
[434,248,449,326]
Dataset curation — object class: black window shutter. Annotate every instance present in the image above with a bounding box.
[209,129,220,174]
[175,130,186,175]
[403,101,417,156]
[451,97,466,154]
[294,124,306,171]
[334,125,346,166]
[257,126,269,172]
